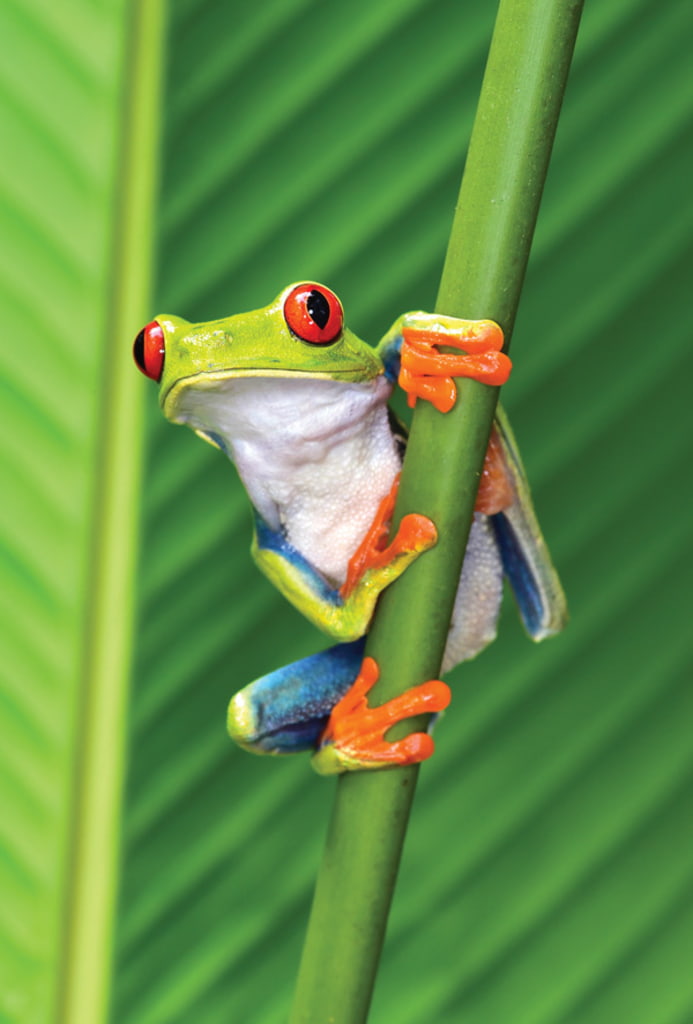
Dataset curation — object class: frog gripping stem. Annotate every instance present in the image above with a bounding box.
[399,320,511,413]
[340,475,437,599]
[312,657,451,775]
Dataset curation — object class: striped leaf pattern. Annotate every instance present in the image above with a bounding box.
[0,0,131,1020]
[2,0,691,1022]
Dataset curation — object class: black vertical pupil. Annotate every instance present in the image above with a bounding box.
[307,290,330,329]
[133,328,146,370]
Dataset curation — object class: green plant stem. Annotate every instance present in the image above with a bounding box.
[289,1,583,1021]
[56,2,165,1022]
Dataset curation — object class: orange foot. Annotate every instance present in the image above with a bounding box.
[312,657,451,775]
[340,474,437,599]
[399,320,511,413]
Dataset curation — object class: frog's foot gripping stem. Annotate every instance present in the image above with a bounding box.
[340,474,437,599]
[399,317,511,413]
[312,656,451,775]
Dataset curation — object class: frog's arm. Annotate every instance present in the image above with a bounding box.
[377,311,566,644]
[375,316,408,382]
[251,492,436,643]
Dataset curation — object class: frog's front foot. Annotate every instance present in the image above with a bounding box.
[312,657,451,774]
[399,314,510,413]
[340,474,437,599]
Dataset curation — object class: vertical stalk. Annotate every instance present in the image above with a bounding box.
[290,0,583,1021]
[56,1,165,1021]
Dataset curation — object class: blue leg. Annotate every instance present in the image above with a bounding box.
[490,511,547,638]
[227,638,366,755]
[488,407,568,641]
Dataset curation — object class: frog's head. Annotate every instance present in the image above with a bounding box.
[133,282,383,424]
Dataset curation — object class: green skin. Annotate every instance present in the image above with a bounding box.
[141,283,566,772]
[159,300,383,407]
[154,285,468,639]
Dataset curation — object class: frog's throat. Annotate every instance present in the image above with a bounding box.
[161,366,379,418]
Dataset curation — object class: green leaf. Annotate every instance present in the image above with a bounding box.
[2,0,692,1022]
[0,0,163,1021]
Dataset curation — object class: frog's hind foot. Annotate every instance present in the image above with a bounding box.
[312,656,451,775]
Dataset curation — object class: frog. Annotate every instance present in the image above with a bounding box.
[133,281,567,774]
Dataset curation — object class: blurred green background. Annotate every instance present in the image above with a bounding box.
[1,1,692,1022]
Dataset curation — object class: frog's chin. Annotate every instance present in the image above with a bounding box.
[161,366,377,422]
[166,373,393,452]
[168,373,402,581]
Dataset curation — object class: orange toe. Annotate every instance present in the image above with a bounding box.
[315,658,451,772]
[399,322,511,412]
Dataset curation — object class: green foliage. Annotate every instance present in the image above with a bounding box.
[0,1,133,1019]
[1,1,691,1023]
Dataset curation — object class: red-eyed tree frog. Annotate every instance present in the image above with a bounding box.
[134,282,567,774]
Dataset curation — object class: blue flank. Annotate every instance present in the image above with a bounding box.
[253,511,343,606]
[244,638,366,753]
[378,333,403,384]
[490,511,544,638]
[198,429,229,454]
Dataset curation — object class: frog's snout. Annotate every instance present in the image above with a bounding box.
[134,320,166,382]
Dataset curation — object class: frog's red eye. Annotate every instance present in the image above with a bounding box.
[133,320,165,381]
[283,283,343,344]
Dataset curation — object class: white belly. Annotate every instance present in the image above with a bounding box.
[278,419,401,584]
[176,374,402,585]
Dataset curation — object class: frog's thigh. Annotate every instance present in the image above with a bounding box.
[442,513,504,671]
[228,639,366,755]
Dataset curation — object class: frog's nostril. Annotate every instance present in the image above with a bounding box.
[134,320,165,381]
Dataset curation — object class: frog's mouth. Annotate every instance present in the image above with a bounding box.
[161,364,381,421]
